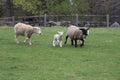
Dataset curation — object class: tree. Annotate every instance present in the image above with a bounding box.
[48,0,90,15]
[41,0,48,14]
[13,0,45,15]
[48,0,76,14]
[0,6,4,17]
[6,0,14,17]
[0,0,5,17]
[75,0,90,14]
[12,0,90,15]
[2,0,120,17]
[0,0,14,17]
[90,0,120,15]
[110,0,120,15]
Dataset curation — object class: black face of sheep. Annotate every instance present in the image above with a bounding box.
[80,27,90,39]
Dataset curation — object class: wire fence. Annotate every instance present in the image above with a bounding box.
[0,14,120,27]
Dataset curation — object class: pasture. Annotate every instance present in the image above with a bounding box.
[0,26,120,80]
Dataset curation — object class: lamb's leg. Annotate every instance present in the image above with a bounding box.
[64,35,68,44]
[15,34,19,44]
[53,40,56,47]
[59,41,62,47]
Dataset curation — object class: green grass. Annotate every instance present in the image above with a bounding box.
[0,27,120,80]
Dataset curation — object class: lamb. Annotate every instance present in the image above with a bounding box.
[53,31,64,47]
[64,25,89,47]
[14,22,41,45]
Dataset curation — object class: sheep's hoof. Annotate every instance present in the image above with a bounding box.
[80,44,84,47]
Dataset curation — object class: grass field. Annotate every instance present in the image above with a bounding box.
[0,26,120,80]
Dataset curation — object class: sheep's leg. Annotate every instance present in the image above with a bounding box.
[24,33,28,43]
[64,35,68,44]
[24,34,32,45]
[24,37,29,43]
[15,35,19,44]
[75,40,77,47]
[71,40,74,45]
[53,40,56,47]
[79,40,82,44]
[59,41,62,47]
[80,39,84,47]
[28,38,32,45]
[24,33,31,45]
[25,37,31,45]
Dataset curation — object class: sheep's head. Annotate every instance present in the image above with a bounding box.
[33,27,42,35]
[80,27,90,38]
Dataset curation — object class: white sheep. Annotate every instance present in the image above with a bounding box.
[14,22,41,45]
[64,25,89,47]
[53,31,64,47]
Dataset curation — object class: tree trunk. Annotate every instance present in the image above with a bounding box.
[5,0,14,17]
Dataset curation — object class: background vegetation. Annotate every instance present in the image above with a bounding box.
[0,27,120,80]
[0,0,120,17]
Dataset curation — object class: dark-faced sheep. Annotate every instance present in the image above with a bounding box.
[14,22,41,45]
[64,25,89,47]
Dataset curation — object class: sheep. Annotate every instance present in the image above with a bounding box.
[64,25,89,47]
[14,22,41,45]
[48,21,71,27]
[48,21,61,27]
[53,31,64,47]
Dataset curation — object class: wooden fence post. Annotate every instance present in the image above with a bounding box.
[106,14,109,27]
[44,14,47,26]
[76,14,79,26]
[12,16,15,26]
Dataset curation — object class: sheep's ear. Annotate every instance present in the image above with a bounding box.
[80,28,84,30]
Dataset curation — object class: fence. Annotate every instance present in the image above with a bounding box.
[0,14,120,27]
